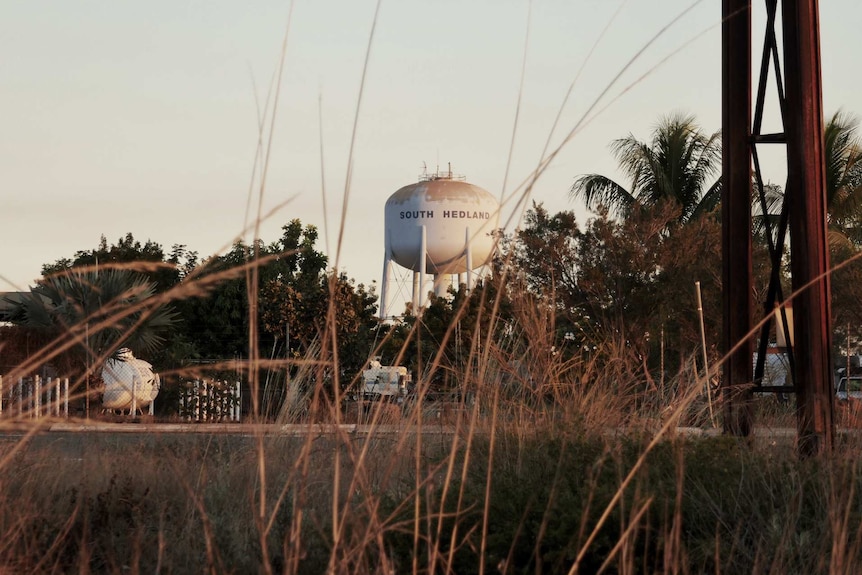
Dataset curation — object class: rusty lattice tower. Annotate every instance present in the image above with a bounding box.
[722,0,834,455]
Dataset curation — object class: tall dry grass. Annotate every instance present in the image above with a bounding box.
[3,394,862,573]
[4,256,862,573]
[4,2,862,574]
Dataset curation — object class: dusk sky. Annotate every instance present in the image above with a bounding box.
[3,1,860,302]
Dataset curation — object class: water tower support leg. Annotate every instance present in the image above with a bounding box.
[419,225,427,309]
[433,275,445,298]
[380,252,392,319]
[465,227,473,292]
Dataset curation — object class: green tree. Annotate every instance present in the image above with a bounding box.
[570,112,721,225]
[508,202,580,311]
[753,111,862,248]
[41,233,195,292]
[175,241,257,360]
[563,113,726,383]
[177,220,331,360]
[821,111,862,344]
[375,273,521,398]
[34,233,202,369]
[824,110,862,248]
[260,271,378,376]
[749,111,862,349]
[2,269,177,375]
[575,206,664,331]
[324,275,379,376]
[13,220,383,416]
[504,201,728,386]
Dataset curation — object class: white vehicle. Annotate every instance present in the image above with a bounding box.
[836,376,862,401]
[360,358,412,401]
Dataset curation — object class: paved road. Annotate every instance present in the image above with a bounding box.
[0,421,460,455]
[2,422,857,455]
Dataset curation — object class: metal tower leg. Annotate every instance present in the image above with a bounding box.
[722,0,754,437]
[782,0,834,456]
[722,0,834,455]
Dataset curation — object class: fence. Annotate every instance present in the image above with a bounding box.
[179,379,241,422]
[0,375,70,419]
[0,375,240,421]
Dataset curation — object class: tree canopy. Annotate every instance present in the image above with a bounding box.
[3,268,177,376]
[570,112,722,225]
[41,232,197,292]
[8,221,379,380]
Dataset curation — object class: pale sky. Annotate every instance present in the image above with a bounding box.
[2,1,860,299]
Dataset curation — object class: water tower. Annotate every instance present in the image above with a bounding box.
[380,166,500,318]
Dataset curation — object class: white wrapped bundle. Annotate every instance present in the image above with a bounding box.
[101,348,160,412]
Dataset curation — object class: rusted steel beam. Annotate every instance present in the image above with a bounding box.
[781,0,834,456]
[722,0,754,437]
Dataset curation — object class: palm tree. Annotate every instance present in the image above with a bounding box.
[752,111,862,251]
[824,110,862,248]
[746,110,862,349]
[569,112,722,224]
[3,268,177,372]
[819,111,862,347]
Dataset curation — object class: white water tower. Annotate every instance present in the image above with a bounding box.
[380,167,500,318]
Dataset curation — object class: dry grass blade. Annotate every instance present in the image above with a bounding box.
[6,2,862,574]
[596,497,653,575]
[568,381,700,574]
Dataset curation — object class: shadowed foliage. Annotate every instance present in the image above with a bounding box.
[570,112,722,226]
[2,268,177,373]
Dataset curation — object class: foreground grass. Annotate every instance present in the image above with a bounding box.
[2,413,862,574]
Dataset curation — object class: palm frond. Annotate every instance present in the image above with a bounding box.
[575,112,721,226]
[569,174,636,217]
[690,178,722,220]
[5,268,177,363]
[825,110,862,226]
[751,183,786,242]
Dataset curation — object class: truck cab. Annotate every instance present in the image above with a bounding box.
[361,359,412,402]
[836,376,862,402]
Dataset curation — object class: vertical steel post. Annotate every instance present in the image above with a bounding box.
[131,374,137,417]
[782,0,834,456]
[419,225,427,309]
[380,232,392,319]
[35,375,41,419]
[465,227,473,292]
[722,0,754,436]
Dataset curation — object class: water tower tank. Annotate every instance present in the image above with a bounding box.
[380,169,499,317]
[101,348,160,414]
